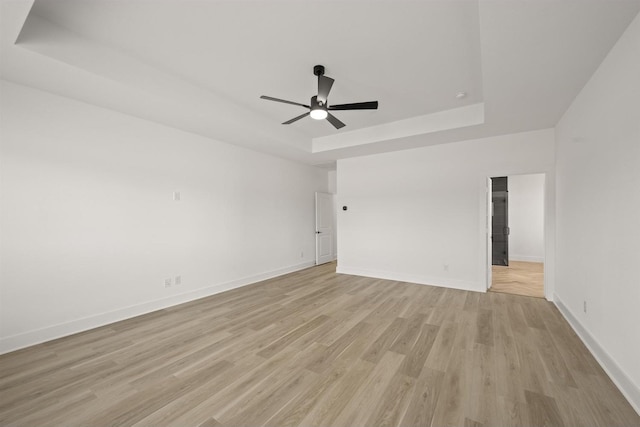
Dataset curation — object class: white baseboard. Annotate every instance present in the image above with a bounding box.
[509,254,544,263]
[336,265,482,293]
[0,261,315,355]
[554,295,640,415]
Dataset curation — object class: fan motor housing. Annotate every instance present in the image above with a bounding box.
[310,95,325,108]
[313,65,325,76]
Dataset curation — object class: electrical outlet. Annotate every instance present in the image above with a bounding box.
[443,264,449,272]
[301,251,304,258]
[583,300,587,313]
[173,191,180,201]
[175,275,181,285]
[164,278,171,288]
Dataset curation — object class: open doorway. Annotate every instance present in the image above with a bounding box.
[488,174,545,298]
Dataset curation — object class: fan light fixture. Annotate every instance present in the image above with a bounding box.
[260,65,379,129]
[310,108,328,120]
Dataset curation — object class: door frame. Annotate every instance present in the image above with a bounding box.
[486,177,493,290]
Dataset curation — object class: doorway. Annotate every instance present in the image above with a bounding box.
[488,174,545,298]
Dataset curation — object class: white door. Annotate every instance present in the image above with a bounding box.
[315,192,334,265]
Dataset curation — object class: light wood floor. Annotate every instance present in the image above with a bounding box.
[491,261,544,298]
[1,263,638,427]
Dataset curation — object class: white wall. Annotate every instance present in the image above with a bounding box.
[328,170,338,259]
[337,128,555,294]
[328,170,337,194]
[508,173,545,263]
[555,12,640,412]
[0,81,327,353]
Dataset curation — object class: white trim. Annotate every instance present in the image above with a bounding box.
[509,255,545,263]
[0,261,315,355]
[555,296,640,415]
[485,177,493,290]
[336,266,481,293]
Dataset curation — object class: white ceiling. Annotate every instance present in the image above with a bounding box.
[2,0,639,166]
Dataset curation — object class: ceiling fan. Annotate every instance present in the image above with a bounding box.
[260,65,378,129]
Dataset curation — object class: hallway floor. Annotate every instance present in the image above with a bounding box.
[490,261,544,298]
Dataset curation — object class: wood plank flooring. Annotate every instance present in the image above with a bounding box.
[491,261,544,298]
[1,262,638,426]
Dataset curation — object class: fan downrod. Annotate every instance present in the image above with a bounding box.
[313,65,325,76]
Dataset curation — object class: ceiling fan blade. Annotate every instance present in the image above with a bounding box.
[282,112,310,125]
[328,101,378,111]
[326,113,346,129]
[260,95,309,108]
[317,75,334,104]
